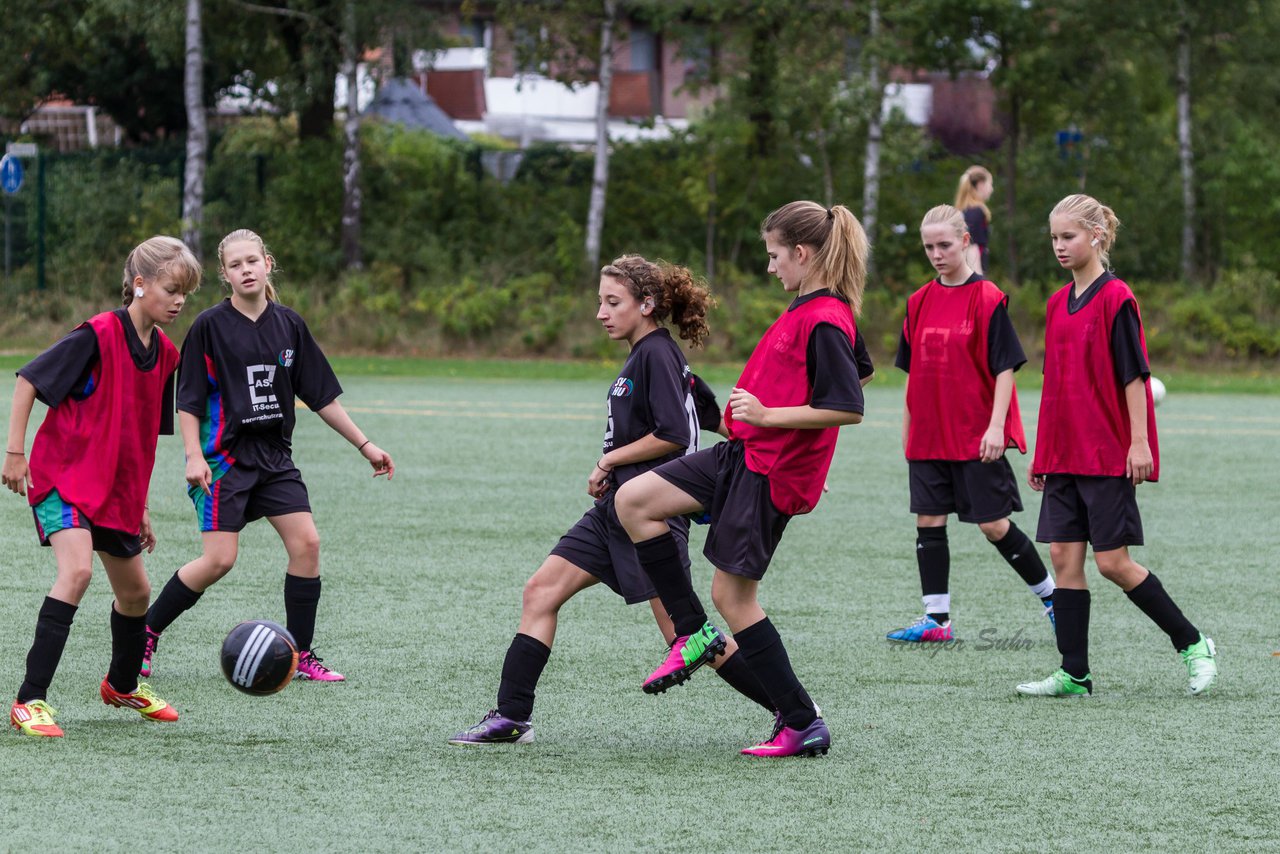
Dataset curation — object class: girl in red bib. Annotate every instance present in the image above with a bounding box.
[888,205,1054,644]
[4,236,202,737]
[616,201,868,758]
[1017,194,1217,698]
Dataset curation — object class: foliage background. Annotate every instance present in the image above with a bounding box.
[1,0,1278,367]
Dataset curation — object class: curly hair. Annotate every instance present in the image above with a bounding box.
[600,255,714,347]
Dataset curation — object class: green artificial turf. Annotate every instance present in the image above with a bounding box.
[1,369,1277,851]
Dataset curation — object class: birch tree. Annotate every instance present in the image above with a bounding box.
[182,0,206,259]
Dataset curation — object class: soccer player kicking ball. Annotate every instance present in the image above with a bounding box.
[6,236,201,737]
[1017,194,1217,698]
[449,255,779,745]
[616,201,868,757]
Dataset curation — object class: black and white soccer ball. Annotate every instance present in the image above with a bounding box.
[220,620,298,696]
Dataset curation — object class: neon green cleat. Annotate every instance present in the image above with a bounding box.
[1180,635,1218,696]
[1015,668,1092,697]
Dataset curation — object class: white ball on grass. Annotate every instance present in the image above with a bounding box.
[1150,376,1166,407]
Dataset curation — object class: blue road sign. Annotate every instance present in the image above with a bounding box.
[0,155,22,194]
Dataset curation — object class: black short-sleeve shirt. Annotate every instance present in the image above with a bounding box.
[789,290,865,415]
[176,300,342,462]
[894,275,1027,378]
[1066,272,1149,385]
[963,206,990,269]
[19,308,175,434]
[604,327,698,486]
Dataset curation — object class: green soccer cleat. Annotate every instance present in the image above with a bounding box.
[1180,635,1218,696]
[1015,668,1092,697]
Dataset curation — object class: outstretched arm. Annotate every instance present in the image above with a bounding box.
[315,399,394,479]
[2,376,38,495]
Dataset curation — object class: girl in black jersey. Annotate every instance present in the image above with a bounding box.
[449,255,777,745]
[142,229,394,683]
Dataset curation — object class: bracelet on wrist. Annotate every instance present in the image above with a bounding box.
[595,460,612,473]
[357,439,371,451]
[5,449,24,455]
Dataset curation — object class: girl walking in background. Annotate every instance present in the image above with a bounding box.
[6,236,200,737]
[955,165,994,275]
[887,205,1054,643]
[1017,194,1217,698]
[615,201,868,758]
[142,229,393,684]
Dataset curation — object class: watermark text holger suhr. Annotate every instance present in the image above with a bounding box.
[889,627,1042,657]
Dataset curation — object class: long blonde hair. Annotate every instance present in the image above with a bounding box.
[217,229,278,301]
[1051,194,1121,268]
[121,236,202,305]
[954,165,992,221]
[760,201,869,316]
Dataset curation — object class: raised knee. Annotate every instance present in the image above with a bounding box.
[1094,555,1128,582]
[208,550,238,578]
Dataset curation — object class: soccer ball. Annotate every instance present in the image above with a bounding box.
[220,620,299,695]
[1150,376,1166,408]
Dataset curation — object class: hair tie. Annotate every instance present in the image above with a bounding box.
[826,208,834,221]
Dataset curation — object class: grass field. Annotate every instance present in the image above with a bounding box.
[1,362,1277,851]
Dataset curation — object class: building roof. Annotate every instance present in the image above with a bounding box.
[366,78,469,140]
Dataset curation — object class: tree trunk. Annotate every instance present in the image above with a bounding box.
[340,0,362,270]
[1176,4,1196,281]
[584,0,617,272]
[1002,78,1020,284]
[861,0,883,259]
[182,0,206,260]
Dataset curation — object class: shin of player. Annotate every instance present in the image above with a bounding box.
[1017,194,1217,699]
[616,201,868,757]
[887,205,1053,644]
[6,236,201,737]
[143,229,394,684]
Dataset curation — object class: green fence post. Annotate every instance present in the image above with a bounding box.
[36,151,46,291]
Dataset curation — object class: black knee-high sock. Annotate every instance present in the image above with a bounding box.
[917,526,950,622]
[1054,588,1091,679]
[146,572,203,634]
[634,533,706,637]
[107,607,146,694]
[496,633,551,722]
[18,597,77,703]
[1125,572,1200,651]
[735,618,814,730]
[992,521,1052,591]
[283,574,322,652]
[713,650,775,713]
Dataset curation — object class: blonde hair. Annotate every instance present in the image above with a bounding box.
[1051,194,1121,268]
[954,165,992,221]
[217,229,278,301]
[121,236,202,306]
[601,254,714,347]
[920,204,969,240]
[760,201,869,316]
